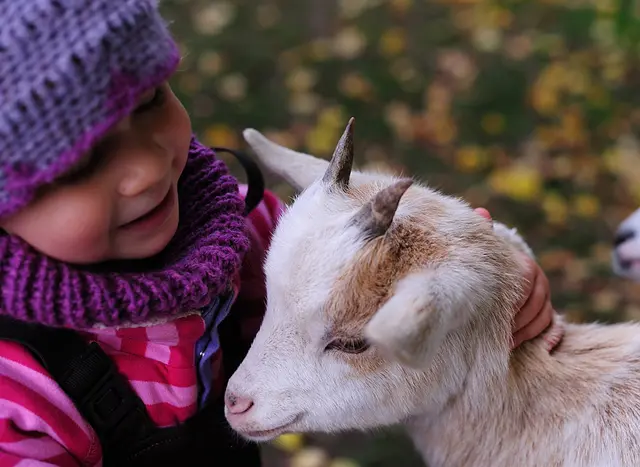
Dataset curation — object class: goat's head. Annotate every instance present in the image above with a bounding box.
[613,208,640,281]
[225,119,527,440]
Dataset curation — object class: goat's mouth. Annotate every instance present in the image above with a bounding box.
[614,247,640,268]
[613,249,640,280]
[235,414,302,441]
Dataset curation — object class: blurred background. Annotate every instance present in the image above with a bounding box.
[161,0,640,465]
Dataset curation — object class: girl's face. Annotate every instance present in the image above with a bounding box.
[0,82,191,264]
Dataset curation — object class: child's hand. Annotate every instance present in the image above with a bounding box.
[512,255,559,350]
[474,208,562,352]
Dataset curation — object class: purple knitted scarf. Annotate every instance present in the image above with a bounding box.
[0,139,250,329]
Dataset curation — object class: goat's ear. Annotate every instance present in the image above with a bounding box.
[364,270,472,369]
[350,178,413,238]
[243,118,356,192]
[242,128,330,191]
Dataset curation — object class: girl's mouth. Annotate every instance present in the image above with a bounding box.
[119,187,175,233]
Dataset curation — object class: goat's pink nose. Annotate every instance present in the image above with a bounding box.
[225,393,254,415]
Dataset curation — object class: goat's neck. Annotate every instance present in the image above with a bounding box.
[402,317,536,466]
[403,314,585,467]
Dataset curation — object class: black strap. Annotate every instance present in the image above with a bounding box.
[212,147,265,217]
[0,316,153,455]
[0,148,266,465]
[0,315,261,466]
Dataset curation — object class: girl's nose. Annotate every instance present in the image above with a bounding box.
[118,149,170,197]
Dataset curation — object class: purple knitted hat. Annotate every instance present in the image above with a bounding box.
[0,0,180,218]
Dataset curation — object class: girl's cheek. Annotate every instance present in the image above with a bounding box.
[5,190,115,264]
[44,198,114,263]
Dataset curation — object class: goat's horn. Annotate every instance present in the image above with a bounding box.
[351,178,414,237]
[322,117,355,190]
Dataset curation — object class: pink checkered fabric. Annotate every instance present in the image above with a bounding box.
[0,187,284,466]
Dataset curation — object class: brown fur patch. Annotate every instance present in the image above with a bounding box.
[323,180,510,375]
[325,212,449,374]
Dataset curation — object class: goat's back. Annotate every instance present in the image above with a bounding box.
[411,320,640,467]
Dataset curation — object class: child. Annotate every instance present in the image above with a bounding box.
[0,1,560,466]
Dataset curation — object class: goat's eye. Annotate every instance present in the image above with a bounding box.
[326,338,370,354]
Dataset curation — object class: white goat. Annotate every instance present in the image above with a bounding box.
[225,119,640,467]
[613,208,640,281]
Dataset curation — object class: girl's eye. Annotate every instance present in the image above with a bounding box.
[325,338,370,355]
[55,146,106,185]
[134,86,166,114]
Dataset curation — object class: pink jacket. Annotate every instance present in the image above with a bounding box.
[0,187,284,466]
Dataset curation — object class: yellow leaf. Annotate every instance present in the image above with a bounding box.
[306,128,337,155]
[424,82,452,114]
[535,126,559,148]
[594,290,620,313]
[338,0,377,19]
[586,85,609,107]
[572,194,600,218]
[481,113,505,135]
[602,147,621,174]
[256,4,281,28]
[291,447,330,467]
[193,2,236,35]
[595,0,617,13]
[203,124,238,148]
[541,192,568,225]
[289,92,321,116]
[217,73,247,101]
[318,106,348,130]
[505,35,533,60]
[488,165,542,202]
[389,0,412,14]
[431,115,457,145]
[530,83,559,115]
[603,62,625,83]
[390,58,420,90]
[330,458,361,467]
[339,72,373,100]
[272,433,305,453]
[552,155,573,179]
[286,67,318,93]
[565,258,590,286]
[279,49,303,70]
[308,39,332,61]
[385,102,413,141]
[178,74,202,94]
[560,109,586,145]
[495,9,514,28]
[197,51,223,76]
[333,26,367,59]
[455,146,488,172]
[472,28,502,52]
[379,28,406,57]
[565,67,590,95]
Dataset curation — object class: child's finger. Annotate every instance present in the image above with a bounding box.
[514,255,538,310]
[513,266,548,332]
[474,207,492,223]
[511,301,554,349]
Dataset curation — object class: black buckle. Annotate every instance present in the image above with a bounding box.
[64,342,150,447]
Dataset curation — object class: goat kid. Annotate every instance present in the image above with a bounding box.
[613,207,640,281]
[225,119,640,467]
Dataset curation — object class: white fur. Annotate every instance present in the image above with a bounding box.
[613,207,640,281]
[226,126,640,467]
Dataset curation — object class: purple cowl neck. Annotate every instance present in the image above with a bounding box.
[0,139,250,329]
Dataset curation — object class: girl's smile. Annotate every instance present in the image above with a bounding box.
[0,83,192,264]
